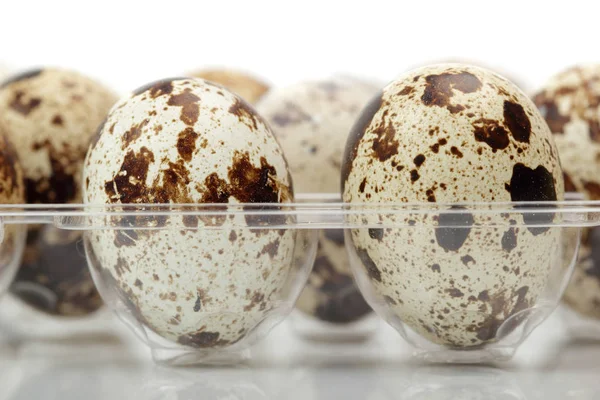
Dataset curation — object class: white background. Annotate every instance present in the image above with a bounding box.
[0,0,595,94]
[2,2,600,399]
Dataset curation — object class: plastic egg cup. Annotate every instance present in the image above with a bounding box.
[345,197,584,364]
[291,199,379,342]
[0,223,108,343]
[0,223,26,299]
[0,194,595,366]
[82,204,318,366]
[13,225,102,311]
[290,229,380,343]
[559,225,600,341]
[290,310,379,343]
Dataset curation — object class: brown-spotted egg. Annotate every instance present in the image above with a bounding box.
[257,77,378,323]
[0,129,26,292]
[534,65,600,319]
[0,68,117,316]
[83,77,296,348]
[342,64,564,347]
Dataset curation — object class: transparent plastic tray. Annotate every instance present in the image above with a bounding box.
[0,193,596,365]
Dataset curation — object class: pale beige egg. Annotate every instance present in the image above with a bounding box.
[343,64,564,347]
[0,68,116,316]
[84,77,296,348]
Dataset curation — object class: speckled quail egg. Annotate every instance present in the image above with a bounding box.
[257,77,379,323]
[533,65,600,319]
[190,69,269,104]
[342,64,564,347]
[0,130,26,293]
[0,68,117,316]
[83,77,296,348]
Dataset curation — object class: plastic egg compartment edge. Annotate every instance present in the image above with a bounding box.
[0,194,594,365]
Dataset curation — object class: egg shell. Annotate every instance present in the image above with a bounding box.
[409,58,529,93]
[191,69,269,105]
[84,77,296,348]
[257,77,378,323]
[343,64,564,347]
[0,68,117,316]
[533,65,600,318]
[0,68,117,204]
[0,129,25,204]
[0,129,26,290]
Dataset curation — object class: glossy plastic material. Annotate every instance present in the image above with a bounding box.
[292,197,377,342]
[290,311,379,342]
[0,194,596,365]
[344,197,582,363]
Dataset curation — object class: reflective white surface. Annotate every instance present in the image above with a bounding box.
[0,302,598,400]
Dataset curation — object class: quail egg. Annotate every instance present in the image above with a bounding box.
[190,69,269,104]
[0,68,117,316]
[533,65,600,319]
[343,64,564,347]
[0,130,26,293]
[84,77,296,348]
[257,77,379,323]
